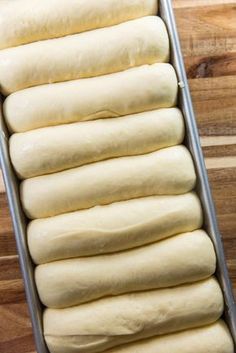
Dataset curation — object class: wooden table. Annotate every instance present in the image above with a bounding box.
[0,1,235,352]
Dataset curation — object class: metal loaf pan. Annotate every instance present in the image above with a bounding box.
[0,103,49,353]
[160,0,236,343]
[0,1,235,352]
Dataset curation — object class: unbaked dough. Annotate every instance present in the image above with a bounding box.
[44,277,223,353]
[21,145,196,219]
[10,108,184,179]
[28,192,203,264]
[104,321,234,353]
[0,0,158,49]
[35,230,216,308]
[0,16,169,95]
[4,63,178,132]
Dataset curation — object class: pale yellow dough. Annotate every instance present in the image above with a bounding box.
[44,278,224,353]
[10,108,184,179]
[21,145,196,219]
[35,230,216,308]
[104,321,234,353]
[0,16,169,95]
[4,64,178,133]
[0,0,158,49]
[28,192,203,264]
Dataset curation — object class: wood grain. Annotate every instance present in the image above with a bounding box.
[189,76,236,136]
[0,303,35,353]
[0,194,17,257]
[0,1,235,352]
[175,0,236,7]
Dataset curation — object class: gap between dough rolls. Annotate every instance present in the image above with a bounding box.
[0,0,158,49]
[28,192,203,264]
[43,277,224,353]
[10,108,184,179]
[21,145,196,219]
[0,16,169,94]
[103,321,234,353]
[4,63,178,132]
[35,230,216,308]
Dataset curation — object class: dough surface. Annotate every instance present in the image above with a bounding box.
[10,108,184,179]
[35,230,216,308]
[21,145,196,219]
[44,278,223,353]
[0,0,158,49]
[0,16,169,95]
[28,192,203,264]
[104,321,234,353]
[4,64,178,132]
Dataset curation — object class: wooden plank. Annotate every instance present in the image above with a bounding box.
[0,256,25,305]
[174,0,236,8]
[201,136,236,146]
[174,3,236,57]
[0,173,17,257]
[203,145,236,158]
[185,52,236,79]
[189,76,236,136]
[0,173,5,193]
[207,167,236,296]
[205,157,236,169]
[0,256,21,281]
[0,303,35,353]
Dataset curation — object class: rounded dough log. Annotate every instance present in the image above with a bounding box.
[28,192,203,264]
[0,16,169,95]
[0,0,158,50]
[35,230,216,308]
[21,145,196,219]
[104,321,234,353]
[44,277,224,353]
[10,108,184,179]
[4,63,178,133]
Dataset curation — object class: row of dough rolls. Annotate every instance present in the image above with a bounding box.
[104,321,234,353]
[21,145,196,219]
[0,0,158,49]
[4,63,178,132]
[28,192,203,264]
[36,230,216,308]
[44,277,224,353]
[1,2,232,351]
[10,108,184,178]
[0,16,169,94]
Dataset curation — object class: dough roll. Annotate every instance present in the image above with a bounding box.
[4,63,178,133]
[0,0,158,50]
[104,321,234,353]
[44,278,224,353]
[0,16,169,95]
[28,192,203,264]
[36,230,216,308]
[10,108,184,179]
[21,145,196,219]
